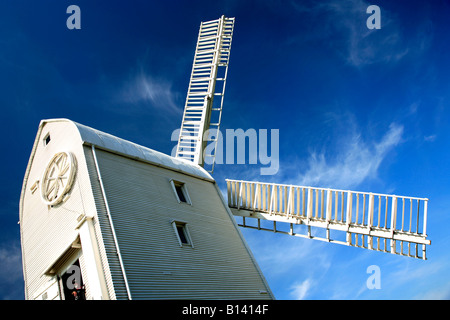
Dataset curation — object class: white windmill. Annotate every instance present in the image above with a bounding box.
[19,15,430,301]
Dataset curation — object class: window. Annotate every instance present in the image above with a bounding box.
[43,133,51,146]
[175,185,187,203]
[170,179,191,205]
[171,220,194,248]
[176,225,189,244]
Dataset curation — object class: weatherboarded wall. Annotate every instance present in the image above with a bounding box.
[20,121,102,299]
[21,119,273,300]
[93,148,273,299]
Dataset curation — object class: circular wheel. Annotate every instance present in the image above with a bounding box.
[41,152,76,205]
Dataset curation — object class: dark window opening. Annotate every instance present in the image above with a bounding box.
[59,259,85,301]
[175,185,187,203]
[170,179,191,205]
[177,225,189,244]
[44,134,51,146]
[172,220,193,247]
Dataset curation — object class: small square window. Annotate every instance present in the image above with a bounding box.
[170,180,191,205]
[171,220,194,248]
[43,133,51,146]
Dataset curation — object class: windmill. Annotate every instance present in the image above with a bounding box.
[19,15,430,301]
[174,16,430,260]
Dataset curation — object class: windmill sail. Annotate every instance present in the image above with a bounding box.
[227,180,431,259]
[175,16,432,261]
[175,16,235,172]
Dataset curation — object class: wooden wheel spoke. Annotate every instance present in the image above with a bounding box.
[45,182,56,196]
[41,152,76,204]
[59,163,70,176]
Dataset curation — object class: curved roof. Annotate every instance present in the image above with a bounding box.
[51,119,213,182]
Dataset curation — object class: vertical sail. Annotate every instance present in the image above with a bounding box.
[175,16,235,172]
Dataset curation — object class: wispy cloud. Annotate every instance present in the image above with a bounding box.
[241,229,334,299]
[290,0,431,67]
[417,285,450,300]
[0,242,23,299]
[284,122,403,189]
[424,135,437,142]
[117,69,182,115]
[290,279,312,300]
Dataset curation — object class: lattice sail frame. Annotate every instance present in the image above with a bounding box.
[227,180,430,259]
[175,16,235,173]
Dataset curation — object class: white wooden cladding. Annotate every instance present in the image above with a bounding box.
[92,149,273,299]
[21,119,272,300]
[226,180,430,259]
[176,16,234,172]
[20,120,97,299]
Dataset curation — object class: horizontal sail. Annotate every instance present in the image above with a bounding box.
[226,179,430,259]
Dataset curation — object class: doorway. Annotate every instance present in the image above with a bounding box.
[59,259,86,300]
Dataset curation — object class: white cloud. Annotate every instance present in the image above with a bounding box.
[240,228,335,299]
[0,243,23,299]
[289,123,403,189]
[290,279,312,300]
[117,68,182,115]
[424,135,436,142]
[290,0,430,67]
[417,285,450,300]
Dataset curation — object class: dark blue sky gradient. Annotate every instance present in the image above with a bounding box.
[1,0,450,299]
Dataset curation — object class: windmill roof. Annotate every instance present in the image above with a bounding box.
[45,118,214,182]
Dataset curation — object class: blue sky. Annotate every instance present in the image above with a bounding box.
[1,0,450,300]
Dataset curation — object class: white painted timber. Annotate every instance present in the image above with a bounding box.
[20,119,273,300]
[176,16,234,173]
[76,216,109,300]
[227,179,431,259]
